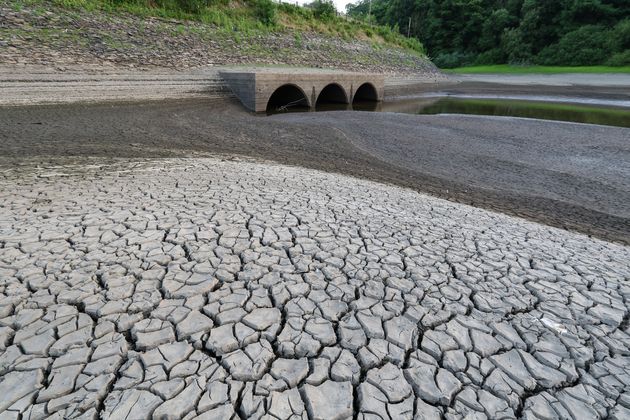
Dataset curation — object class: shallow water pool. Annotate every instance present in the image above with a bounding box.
[270,96,630,128]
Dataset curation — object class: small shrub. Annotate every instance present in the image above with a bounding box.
[173,0,208,14]
[310,0,336,22]
[402,37,424,54]
[52,0,87,8]
[474,48,506,65]
[250,0,277,26]
[202,9,233,28]
[535,25,610,66]
[433,51,475,68]
[278,3,313,19]
[610,19,630,52]
[606,50,630,66]
[376,25,399,44]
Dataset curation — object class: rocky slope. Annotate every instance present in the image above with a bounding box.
[0,1,438,74]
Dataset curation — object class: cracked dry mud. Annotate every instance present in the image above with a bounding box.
[1,157,629,420]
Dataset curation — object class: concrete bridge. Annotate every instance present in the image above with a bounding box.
[220,68,384,113]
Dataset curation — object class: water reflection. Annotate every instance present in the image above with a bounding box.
[315,102,351,112]
[350,101,382,112]
[418,98,630,128]
[268,96,630,128]
[267,100,381,115]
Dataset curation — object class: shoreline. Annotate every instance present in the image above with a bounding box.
[3,63,629,108]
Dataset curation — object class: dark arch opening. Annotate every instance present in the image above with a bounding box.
[266,84,309,114]
[316,83,349,109]
[353,83,378,102]
[352,82,379,111]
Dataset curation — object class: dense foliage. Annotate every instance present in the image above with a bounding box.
[346,0,630,68]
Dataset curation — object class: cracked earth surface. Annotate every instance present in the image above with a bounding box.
[1,157,629,420]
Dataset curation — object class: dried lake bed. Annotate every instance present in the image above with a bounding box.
[0,157,629,419]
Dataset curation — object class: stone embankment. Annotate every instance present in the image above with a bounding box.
[0,1,439,74]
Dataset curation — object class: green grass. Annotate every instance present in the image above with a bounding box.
[445,65,630,74]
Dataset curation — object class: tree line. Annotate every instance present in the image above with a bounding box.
[346,0,630,67]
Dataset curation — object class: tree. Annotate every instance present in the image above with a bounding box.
[345,0,630,67]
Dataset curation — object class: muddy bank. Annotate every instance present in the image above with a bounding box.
[1,98,628,244]
[455,73,630,87]
[387,79,630,103]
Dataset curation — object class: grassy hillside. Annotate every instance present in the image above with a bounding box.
[1,0,438,73]
[9,0,423,54]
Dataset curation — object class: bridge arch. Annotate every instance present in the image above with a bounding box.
[316,83,349,107]
[266,84,310,113]
[352,82,379,103]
